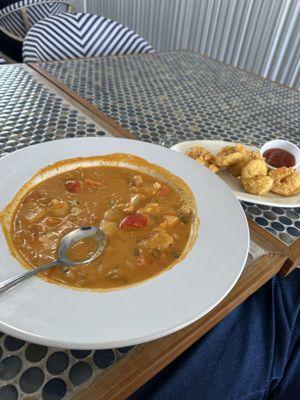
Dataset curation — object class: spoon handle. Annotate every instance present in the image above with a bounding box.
[0,261,59,295]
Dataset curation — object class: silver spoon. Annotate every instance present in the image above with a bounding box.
[0,226,106,295]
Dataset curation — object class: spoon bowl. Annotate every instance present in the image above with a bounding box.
[58,226,106,266]
[0,226,106,295]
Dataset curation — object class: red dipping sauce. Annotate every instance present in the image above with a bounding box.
[263,148,295,168]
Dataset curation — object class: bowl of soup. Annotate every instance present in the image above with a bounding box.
[0,138,248,349]
[1,154,198,291]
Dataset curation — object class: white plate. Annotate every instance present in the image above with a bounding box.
[0,138,249,349]
[171,140,300,208]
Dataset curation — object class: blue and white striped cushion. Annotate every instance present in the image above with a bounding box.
[0,0,72,39]
[27,2,69,27]
[23,12,154,62]
[0,0,71,17]
[1,11,26,38]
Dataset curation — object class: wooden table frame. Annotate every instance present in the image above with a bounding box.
[22,60,300,399]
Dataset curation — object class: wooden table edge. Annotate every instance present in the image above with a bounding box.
[247,220,300,275]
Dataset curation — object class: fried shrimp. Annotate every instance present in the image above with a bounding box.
[227,145,252,177]
[216,145,244,168]
[240,176,273,196]
[241,159,268,180]
[251,151,263,160]
[240,157,273,195]
[184,142,299,198]
[186,146,219,173]
[269,167,300,197]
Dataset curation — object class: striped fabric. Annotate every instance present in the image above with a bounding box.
[23,12,154,62]
[27,2,68,27]
[0,0,72,40]
[0,9,26,38]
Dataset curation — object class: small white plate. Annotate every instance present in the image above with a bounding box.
[0,138,249,349]
[171,140,300,208]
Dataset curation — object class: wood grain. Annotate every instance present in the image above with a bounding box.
[20,8,30,33]
[247,220,300,275]
[280,239,300,276]
[29,64,136,140]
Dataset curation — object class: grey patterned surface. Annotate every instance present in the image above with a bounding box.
[0,333,132,400]
[0,65,124,400]
[0,65,110,157]
[40,51,300,243]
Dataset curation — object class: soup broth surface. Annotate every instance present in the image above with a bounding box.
[10,165,193,289]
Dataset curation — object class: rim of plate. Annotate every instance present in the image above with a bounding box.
[0,138,249,348]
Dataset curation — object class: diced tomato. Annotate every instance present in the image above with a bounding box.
[157,184,171,197]
[119,214,149,229]
[65,180,81,193]
[137,254,146,267]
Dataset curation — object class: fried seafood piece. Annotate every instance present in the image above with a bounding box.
[186,146,219,173]
[240,156,273,196]
[269,167,300,197]
[241,159,268,180]
[216,145,244,168]
[240,176,273,196]
[227,145,252,177]
[251,151,263,160]
[139,230,174,252]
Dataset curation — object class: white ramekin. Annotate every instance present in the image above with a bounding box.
[260,139,300,169]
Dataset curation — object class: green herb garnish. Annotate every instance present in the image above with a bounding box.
[178,214,186,223]
[172,251,181,259]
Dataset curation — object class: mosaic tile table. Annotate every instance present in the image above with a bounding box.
[32,51,300,245]
[0,53,299,400]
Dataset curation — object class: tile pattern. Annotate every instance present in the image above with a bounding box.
[0,333,133,400]
[39,51,300,243]
[0,65,110,158]
[0,65,121,400]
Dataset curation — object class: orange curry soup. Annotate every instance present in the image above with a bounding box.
[1,155,198,290]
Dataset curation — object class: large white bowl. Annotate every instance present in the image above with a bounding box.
[0,138,249,349]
